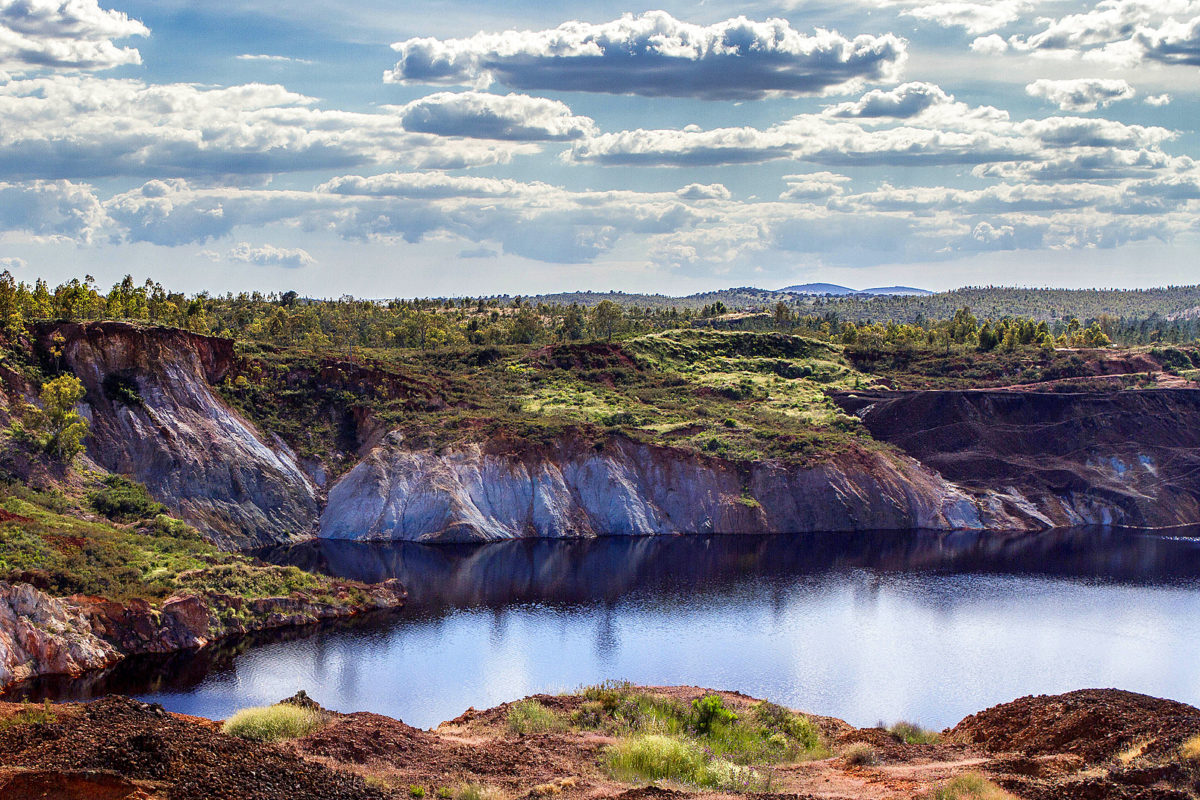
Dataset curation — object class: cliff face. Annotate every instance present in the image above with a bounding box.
[832,389,1200,529]
[319,433,1006,542]
[39,322,319,549]
[0,582,119,688]
[31,322,1200,547]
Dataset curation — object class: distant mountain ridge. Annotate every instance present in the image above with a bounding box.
[777,283,933,296]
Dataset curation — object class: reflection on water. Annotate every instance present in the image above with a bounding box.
[12,529,1200,730]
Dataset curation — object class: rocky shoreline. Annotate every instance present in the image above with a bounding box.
[0,579,405,692]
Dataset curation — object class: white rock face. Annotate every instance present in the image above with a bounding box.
[321,434,1009,542]
[0,582,120,688]
[51,322,319,549]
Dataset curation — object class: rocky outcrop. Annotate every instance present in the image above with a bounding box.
[319,433,1013,542]
[832,389,1200,529]
[73,581,406,656]
[37,322,319,549]
[0,582,119,688]
[0,580,405,691]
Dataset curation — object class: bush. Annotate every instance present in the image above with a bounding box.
[889,720,941,745]
[692,694,737,735]
[1180,734,1200,762]
[507,699,563,734]
[753,701,823,752]
[221,704,325,742]
[606,734,707,784]
[409,786,426,798]
[605,735,759,790]
[926,773,1016,800]
[454,783,504,800]
[88,474,167,522]
[843,743,878,766]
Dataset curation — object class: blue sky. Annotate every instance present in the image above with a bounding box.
[0,0,1197,297]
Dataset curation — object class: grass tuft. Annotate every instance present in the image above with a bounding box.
[1180,734,1200,762]
[507,699,564,734]
[221,703,326,742]
[454,783,505,800]
[889,720,941,745]
[843,743,878,766]
[926,773,1017,800]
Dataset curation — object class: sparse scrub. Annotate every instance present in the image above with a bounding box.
[221,703,326,742]
[889,720,941,745]
[843,743,878,766]
[1179,734,1200,762]
[0,700,56,730]
[507,699,564,734]
[454,782,505,800]
[926,773,1016,800]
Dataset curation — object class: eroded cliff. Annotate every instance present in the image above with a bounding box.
[833,389,1200,529]
[38,322,320,549]
[319,433,1004,542]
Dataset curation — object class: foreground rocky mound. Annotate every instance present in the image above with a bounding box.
[0,696,387,800]
[3,687,1198,800]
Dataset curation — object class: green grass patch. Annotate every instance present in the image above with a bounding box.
[0,701,57,731]
[582,684,826,792]
[507,699,565,734]
[221,703,326,742]
[889,720,941,745]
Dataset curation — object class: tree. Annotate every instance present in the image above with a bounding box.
[559,304,585,341]
[590,300,623,341]
[41,375,89,461]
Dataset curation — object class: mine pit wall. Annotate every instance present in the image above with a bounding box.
[32,322,1200,548]
[831,389,1200,530]
[36,322,319,550]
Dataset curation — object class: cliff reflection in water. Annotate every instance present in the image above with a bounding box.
[20,527,1200,728]
[263,527,1200,611]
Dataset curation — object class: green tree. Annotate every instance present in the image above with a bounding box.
[41,375,90,461]
[590,300,623,341]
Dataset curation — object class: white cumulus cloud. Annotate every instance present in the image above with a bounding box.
[0,0,147,72]
[396,91,595,141]
[386,11,907,100]
[227,242,315,268]
[1025,78,1136,111]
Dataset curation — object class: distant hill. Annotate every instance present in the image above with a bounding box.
[777,284,932,296]
[860,286,933,296]
[777,283,856,295]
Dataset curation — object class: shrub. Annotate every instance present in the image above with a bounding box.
[843,743,878,766]
[889,721,941,745]
[436,789,452,799]
[692,694,737,735]
[221,703,325,742]
[454,783,504,800]
[752,701,823,752]
[410,786,426,798]
[507,699,563,734]
[1180,734,1200,762]
[88,474,167,522]
[926,773,1016,800]
[606,734,707,784]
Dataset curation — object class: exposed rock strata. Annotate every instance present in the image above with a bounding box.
[832,389,1200,529]
[320,434,1009,542]
[37,322,319,549]
[0,580,405,691]
[0,582,119,689]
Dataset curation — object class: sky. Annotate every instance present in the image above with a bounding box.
[0,0,1197,297]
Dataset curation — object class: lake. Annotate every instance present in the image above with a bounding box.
[13,528,1200,731]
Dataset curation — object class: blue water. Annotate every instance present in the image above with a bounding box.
[19,529,1200,730]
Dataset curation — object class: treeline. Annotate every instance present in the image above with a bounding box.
[1,272,1197,355]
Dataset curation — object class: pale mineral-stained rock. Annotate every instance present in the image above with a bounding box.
[319,433,1017,542]
[0,582,120,688]
[38,321,319,549]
